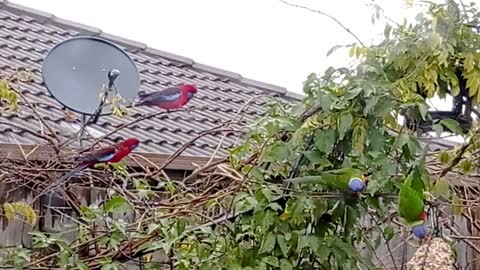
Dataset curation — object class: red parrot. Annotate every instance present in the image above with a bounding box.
[30,138,140,204]
[135,84,197,110]
[61,137,140,181]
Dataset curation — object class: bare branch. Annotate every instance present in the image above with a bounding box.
[279,0,366,47]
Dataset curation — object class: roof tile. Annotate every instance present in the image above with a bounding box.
[192,62,242,81]
[51,17,102,35]
[144,47,194,66]
[240,77,287,94]
[2,1,54,23]
[100,32,147,52]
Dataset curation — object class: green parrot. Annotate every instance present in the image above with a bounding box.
[398,173,427,231]
[286,167,367,193]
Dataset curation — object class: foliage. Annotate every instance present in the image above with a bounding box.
[0,79,18,111]
[2,201,36,226]
[1,0,479,269]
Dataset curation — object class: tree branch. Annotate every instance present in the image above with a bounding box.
[279,0,366,47]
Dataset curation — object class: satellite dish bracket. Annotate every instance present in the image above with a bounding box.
[90,69,121,124]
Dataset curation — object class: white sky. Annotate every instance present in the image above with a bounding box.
[12,0,424,93]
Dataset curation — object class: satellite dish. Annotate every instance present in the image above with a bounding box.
[42,36,140,116]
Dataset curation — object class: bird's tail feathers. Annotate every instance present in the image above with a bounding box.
[133,91,150,107]
[29,163,90,205]
[59,163,88,185]
[137,90,148,98]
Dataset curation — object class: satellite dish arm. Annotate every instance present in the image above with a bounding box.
[90,69,121,124]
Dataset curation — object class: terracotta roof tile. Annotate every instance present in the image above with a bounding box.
[0,1,304,168]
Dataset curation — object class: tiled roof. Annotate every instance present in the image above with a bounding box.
[0,1,303,168]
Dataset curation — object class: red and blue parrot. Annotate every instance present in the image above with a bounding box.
[63,137,140,181]
[31,138,140,203]
[135,84,197,111]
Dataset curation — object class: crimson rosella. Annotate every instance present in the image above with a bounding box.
[135,84,197,111]
[31,138,140,204]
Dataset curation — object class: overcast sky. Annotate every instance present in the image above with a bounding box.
[12,0,425,93]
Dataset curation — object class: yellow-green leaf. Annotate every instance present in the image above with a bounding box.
[3,202,37,225]
[352,124,367,154]
[3,203,15,223]
[464,53,475,72]
[432,178,450,199]
[440,118,463,134]
[105,196,133,214]
[459,159,474,174]
[452,195,463,216]
[348,46,356,58]
[438,151,451,165]
[447,70,460,96]
[0,79,9,92]
[337,112,353,140]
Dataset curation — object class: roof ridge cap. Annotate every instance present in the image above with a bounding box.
[1,0,303,100]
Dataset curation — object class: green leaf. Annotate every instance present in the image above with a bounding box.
[314,129,336,154]
[291,103,307,116]
[440,118,463,134]
[464,52,475,72]
[447,70,460,96]
[277,235,290,257]
[248,166,264,181]
[326,44,343,56]
[352,124,367,154]
[345,88,362,100]
[439,151,451,165]
[279,259,293,270]
[368,129,384,151]
[258,232,276,254]
[433,123,443,137]
[303,150,323,165]
[262,256,279,267]
[374,99,394,117]
[452,195,463,215]
[407,136,421,155]
[337,112,353,140]
[459,159,474,174]
[393,133,409,149]
[348,45,356,58]
[147,223,160,235]
[297,235,309,252]
[364,96,379,116]
[78,262,88,270]
[317,242,331,258]
[319,95,333,111]
[432,178,450,199]
[384,226,394,241]
[104,196,132,214]
[262,142,290,162]
[418,103,429,120]
[384,24,392,39]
